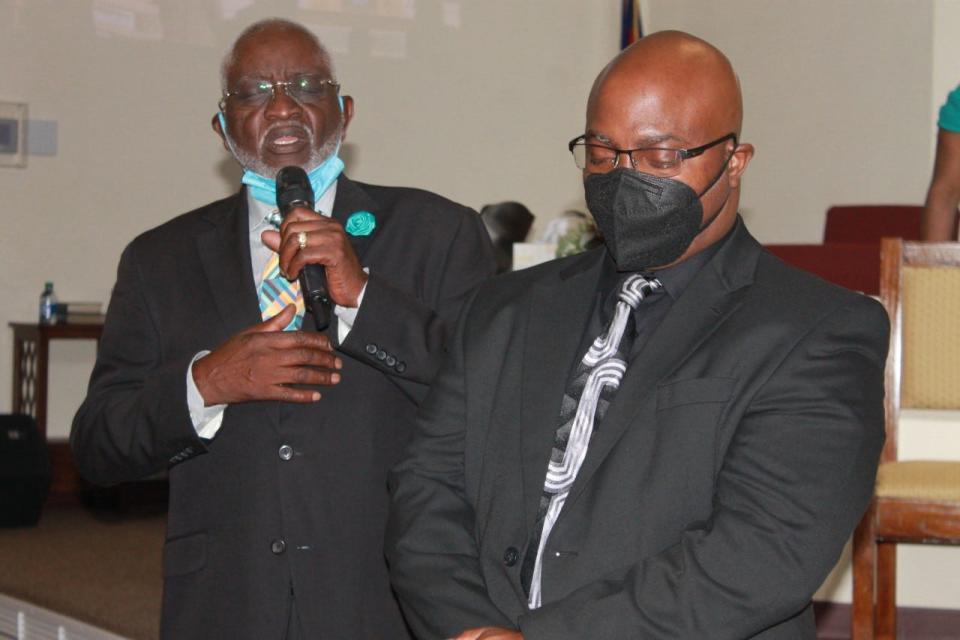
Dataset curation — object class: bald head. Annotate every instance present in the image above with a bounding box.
[588,30,742,142]
[221,18,335,90]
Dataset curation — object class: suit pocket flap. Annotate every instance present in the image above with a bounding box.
[657,376,736,410]
[163,531,207,578]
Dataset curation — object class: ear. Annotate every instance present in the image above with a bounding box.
[212,112,229,151]
[340,95,355,139]
[726,142,754,189]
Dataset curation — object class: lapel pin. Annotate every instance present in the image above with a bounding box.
[345,210,376,237]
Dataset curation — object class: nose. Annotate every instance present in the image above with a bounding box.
[263,85,302,120]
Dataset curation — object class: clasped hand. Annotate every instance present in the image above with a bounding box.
[193,306,341,406]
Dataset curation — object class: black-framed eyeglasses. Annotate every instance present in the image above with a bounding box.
[568,132,737,177]
[220,74,340,110]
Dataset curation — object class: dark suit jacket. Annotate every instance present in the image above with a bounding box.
[71,176,495,640]
[386,219,888,639]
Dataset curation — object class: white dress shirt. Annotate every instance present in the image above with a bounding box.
[186,180,368,439]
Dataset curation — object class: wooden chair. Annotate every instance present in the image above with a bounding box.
[851,238,960,638]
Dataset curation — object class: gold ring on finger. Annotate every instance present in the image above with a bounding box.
[297,231,308,251]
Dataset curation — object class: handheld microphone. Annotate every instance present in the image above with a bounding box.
[276,166,331,331]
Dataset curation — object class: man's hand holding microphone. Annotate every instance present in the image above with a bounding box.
[192,166,366,406]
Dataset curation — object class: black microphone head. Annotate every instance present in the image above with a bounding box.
[276,166,314,215]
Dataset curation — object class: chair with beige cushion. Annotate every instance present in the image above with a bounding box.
[851,238,960,639]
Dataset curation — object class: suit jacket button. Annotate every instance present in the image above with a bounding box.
[376,349,387,361]
[385,355,397,367]
[503,547,520,567]
[395,361,406,373]
[271,539,286,555]
[278,444,294,461]
[365,343,378,354]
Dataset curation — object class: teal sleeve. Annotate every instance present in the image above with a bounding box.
[938,85,960,132]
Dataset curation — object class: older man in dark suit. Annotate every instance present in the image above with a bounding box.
[386,31,888,640]
[71,18,494,640]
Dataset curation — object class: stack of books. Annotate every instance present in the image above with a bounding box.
[58,301,104,324]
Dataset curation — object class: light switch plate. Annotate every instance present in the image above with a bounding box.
[27,119,57,156]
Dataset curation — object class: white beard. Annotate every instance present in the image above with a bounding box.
[222,116,343,178]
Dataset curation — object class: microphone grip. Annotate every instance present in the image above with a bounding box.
[299,264,331,331]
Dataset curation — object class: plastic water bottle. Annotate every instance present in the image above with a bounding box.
[39,281,57,324]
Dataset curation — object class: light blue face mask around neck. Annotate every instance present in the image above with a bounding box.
[219,94,346,206]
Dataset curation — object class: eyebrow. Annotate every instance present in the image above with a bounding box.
[233,70,325,81]
[586,131,686,148]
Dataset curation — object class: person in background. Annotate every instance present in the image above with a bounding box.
[921,84,960,241]
[386,31,887,640]
[71,18,494,640]
[480,201,535,273]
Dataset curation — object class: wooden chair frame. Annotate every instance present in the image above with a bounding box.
[851,238,960,639]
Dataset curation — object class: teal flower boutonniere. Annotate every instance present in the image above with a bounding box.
[345,210,376,237]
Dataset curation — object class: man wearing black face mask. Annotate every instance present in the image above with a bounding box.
[387,31,888,640]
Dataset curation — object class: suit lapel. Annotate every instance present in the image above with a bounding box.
[520,249,605,532]
[195,192,261,338]
[561,220,762,512]
[331,175,380,265]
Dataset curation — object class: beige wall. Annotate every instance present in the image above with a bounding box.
[645,0,934,243]
[1,0,957,611]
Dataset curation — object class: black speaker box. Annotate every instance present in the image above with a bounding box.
[0,414,52,527]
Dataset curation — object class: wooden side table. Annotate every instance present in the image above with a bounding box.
[9,322,103,439]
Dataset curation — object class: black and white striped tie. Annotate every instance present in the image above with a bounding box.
[527,272,662,609]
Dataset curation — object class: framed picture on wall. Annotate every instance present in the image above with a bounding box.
[0,102,27,168]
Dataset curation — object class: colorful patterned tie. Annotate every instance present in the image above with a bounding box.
[258,252,305,331]
[525,272,662,609]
